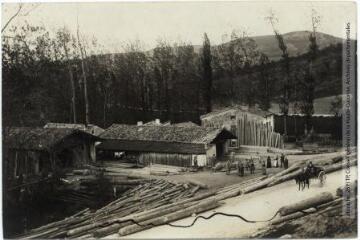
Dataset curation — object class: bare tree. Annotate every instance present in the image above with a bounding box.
[201,33,213,113]
[266,10,291,137]
[258,53,271,111]
[76,14,90,125]
[152,39,175,119]
[215,31,244,102]
[56,27,77,123]
[299,8,321,133]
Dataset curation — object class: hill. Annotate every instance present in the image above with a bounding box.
[251,31,342,61]
[146,31,343,61]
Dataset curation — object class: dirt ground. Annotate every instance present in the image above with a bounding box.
[148,160,285,190]
[151,169,270,190]
[131,151,344,191]
[105,166,357,239]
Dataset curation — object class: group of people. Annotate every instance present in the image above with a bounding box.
[225,154,255,177]
[224,152,291,177]
[265,153,289,169]
[235,159,255,177]
[260,153,289,175]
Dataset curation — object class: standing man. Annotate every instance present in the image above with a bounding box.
[267,156,272,168]
[226,160,231,175]
[226,155,232,175]
[274,156,279,168]
[250,159,255,174]
[262,161,267,175]
[193,156,198,170]
[240,161,245,176]
[236,160,240,176]
[284,156,289,169]
[280,153,285,168]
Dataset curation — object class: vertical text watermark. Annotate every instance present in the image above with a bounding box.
[342,22,356,219]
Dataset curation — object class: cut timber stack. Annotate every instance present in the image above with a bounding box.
[237,113,283,148]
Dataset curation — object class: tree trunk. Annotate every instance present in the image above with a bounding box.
[279,192,334,216]
[63,42,77,123]
[103,92,107,127]
[76,30,90,126]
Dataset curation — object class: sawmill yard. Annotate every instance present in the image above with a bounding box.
[17,148,357,239]
[118,165,357,239]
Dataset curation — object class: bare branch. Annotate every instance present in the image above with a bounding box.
[2,3,41,33]
[2,4,23,33]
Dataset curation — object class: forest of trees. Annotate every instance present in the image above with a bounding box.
[2,18,344,128]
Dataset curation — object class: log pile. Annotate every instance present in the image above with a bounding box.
[18,152,355,238]
[271,192,355,225]
[19,172,268,239]
[18,179,219,239]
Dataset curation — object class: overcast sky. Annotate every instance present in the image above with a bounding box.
[2,1,357,52]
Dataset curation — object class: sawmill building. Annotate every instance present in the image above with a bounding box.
[97,124,236,167]
[3,127,100,186]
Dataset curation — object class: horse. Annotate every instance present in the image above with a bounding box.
[294,169,310,191]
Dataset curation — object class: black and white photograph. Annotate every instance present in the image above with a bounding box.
[1,1,357,238]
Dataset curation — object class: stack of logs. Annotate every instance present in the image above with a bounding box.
[17,153,357,239]
[17,174,267,239]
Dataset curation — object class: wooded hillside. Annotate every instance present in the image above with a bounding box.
[2,25,346,128]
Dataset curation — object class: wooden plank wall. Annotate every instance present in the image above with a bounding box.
[236,113,284,148]
[139,152,193,167]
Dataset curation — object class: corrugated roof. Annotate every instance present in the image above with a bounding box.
[3,127,99,151]
[100,124,234,144]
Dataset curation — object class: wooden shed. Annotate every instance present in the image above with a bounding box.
[3,127,100,184]
[97,124,236,167]
[200,107,283,149]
